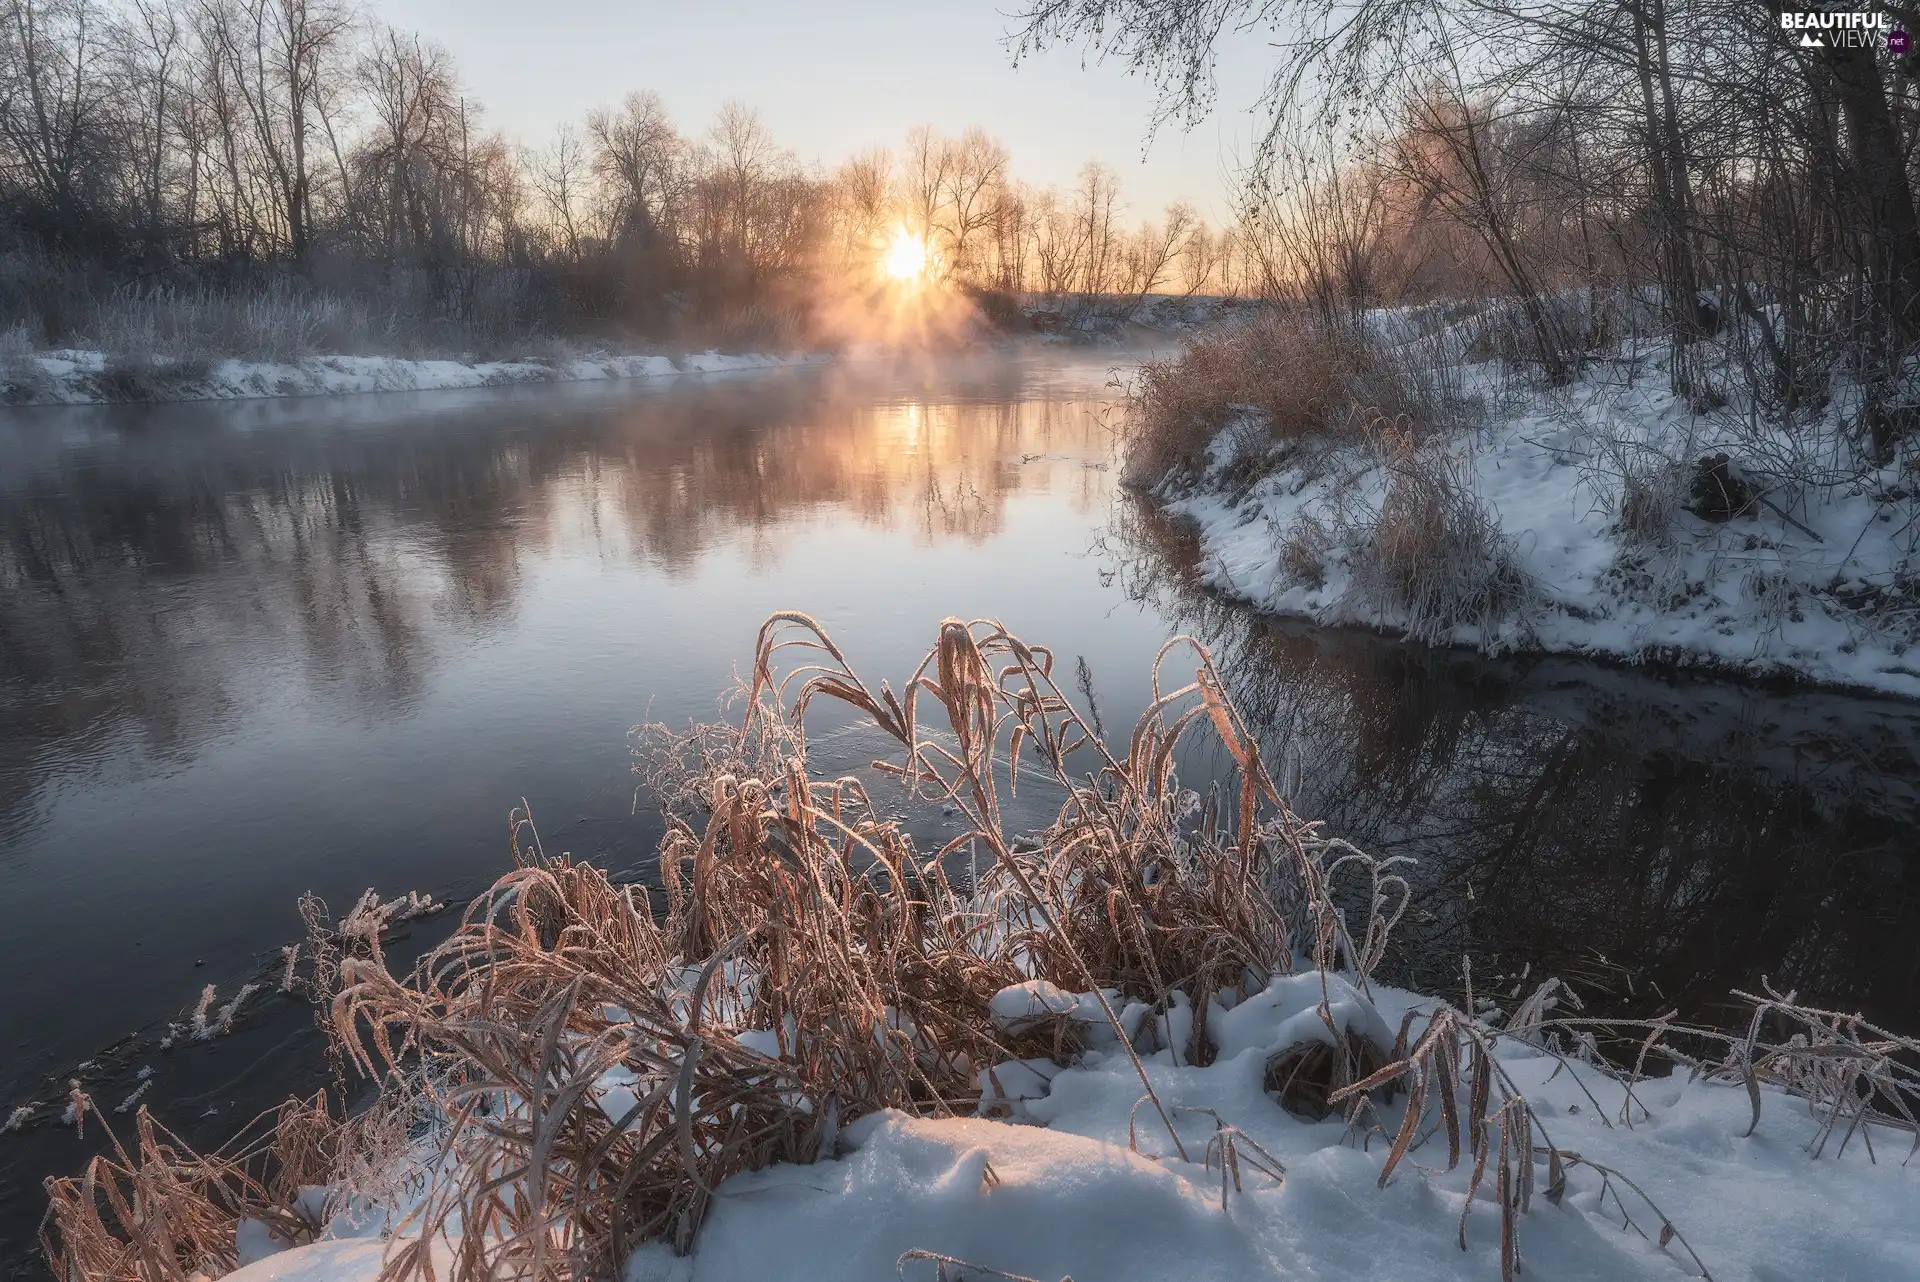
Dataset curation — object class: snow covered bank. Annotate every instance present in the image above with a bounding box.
[657,1055,1915,1282]
[1153,365,1920,700]
[231,972,1920,1282]
[640,990,1920,1282]
[0,347,828,406]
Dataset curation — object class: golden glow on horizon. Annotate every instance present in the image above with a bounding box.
[880,225,931,286]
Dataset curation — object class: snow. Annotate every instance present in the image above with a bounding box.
[225,972,1920,1282]
[0,347,829,406]
[1208,971,1396,1060]
[1158,364,1920,699]
[988,979,1089,1030]
[226,1242,394,1282]
[643,990,1918,1282]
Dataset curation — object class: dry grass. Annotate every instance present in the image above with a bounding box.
[41,611,1920,1282]
[84,283,403,364]
[1323,974,1920,1282]
[92,353,216,403]
[1123,309,1434,488]
[313,611,1405,1277]
[0,319,50,402]
[1522,982,1920,1161]
[1616,455,1688,548]
[703,300,811,354]
[41,1095,344,1282]
[1277,512,1336,589]
[1264,1027,1393,1121]
[0,253,563,371]
[1343,421,1534,643]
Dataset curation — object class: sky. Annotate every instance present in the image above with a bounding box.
[370,0,1278,225]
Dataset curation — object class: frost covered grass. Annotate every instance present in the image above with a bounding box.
[1345,422,1535,644]
[40,613,1920,1282]
[1141,297,1920,695]
[83,284,403,365]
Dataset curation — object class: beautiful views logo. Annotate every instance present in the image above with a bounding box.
[1778,8,1906,50]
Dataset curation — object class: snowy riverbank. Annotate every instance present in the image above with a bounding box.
[0,347,830,406]
[1153,361,1920,700]
[225,972,1919,1282]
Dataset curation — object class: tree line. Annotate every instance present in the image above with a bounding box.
[1020,0,1920,454]
[0,0,1256,349]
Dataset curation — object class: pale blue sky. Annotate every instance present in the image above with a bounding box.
[370,0,1276,223]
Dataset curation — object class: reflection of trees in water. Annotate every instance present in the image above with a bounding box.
[589,385,1104,566]
[0,468,441,843]
[0,369,1111,842]
[1107,495,1920,1029]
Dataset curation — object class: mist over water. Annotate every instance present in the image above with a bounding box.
[1,351,1916,1265]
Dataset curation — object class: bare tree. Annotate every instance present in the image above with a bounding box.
[1072,160,1121,296]
[1179,220,1218,295]
[116,0,184,253]
[0,0,118,244]
[527,121,587,260]
[213,0,351,259]
[1027,184,1085,298]
[938,126,1008,279]
[586,89,677,253]
[1118,202,1194,308]
[1393,85,1571,380]
[354,26,459,261]
[0,5,1234,351]
[832,144,891,272]
[901,123,951,251]
[1015,0,1920,449]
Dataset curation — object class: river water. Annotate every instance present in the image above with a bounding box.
[1,350,1916,1265]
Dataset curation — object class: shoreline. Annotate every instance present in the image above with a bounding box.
[1144,367,1920,704]
[0,296,1242,410]
[1156,537,1920,705]
[0,347,838,408]
[1156,497,1920,703]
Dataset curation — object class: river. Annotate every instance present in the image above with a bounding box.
[1,349,1915,1267]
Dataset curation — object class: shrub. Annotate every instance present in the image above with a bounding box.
[0,320,49,402]
[1123,308,1436,488]
[1278,512,1335,588]
[1345,422,1533,643]
[92,352,214,402]
[1615,455,1687,548]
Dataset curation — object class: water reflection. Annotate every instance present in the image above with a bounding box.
[0,354,1146,1266]
[0,361,1113,847]
[1110,501,1920,1030]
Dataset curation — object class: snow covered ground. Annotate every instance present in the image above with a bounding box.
[0,347,828,406]
[0,294,1251,405]
[222,972,1919,1282]
[1155,363,1920,699]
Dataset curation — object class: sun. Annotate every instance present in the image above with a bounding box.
[879,225,931,285]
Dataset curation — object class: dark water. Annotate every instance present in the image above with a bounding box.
[1,351,1916,1267]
